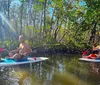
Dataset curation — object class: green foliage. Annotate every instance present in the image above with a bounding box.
[19,0,25,3]
[33,4,43,12]
[0,0,100,50]
[0,40,18,50]
[39,0,45,3]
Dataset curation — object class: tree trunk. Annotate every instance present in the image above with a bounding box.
[89,22,97,43]
[40,11,43,36]
[0,1,3,40]
[20,3,24,35]
[59,23,67,42]
[8,0,10,20]
[50,7,55,30]
[54,18,59,40]
[43,0,47,34]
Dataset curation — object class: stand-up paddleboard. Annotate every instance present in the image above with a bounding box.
[79,58,100,63]
[0,57,48,67]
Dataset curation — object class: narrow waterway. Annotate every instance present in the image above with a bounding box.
[0,54,100,85]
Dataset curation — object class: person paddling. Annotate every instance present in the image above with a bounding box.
[8,35,32,60]
[82,41,100,59]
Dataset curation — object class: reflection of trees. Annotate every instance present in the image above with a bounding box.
[0,67,12,85]
[37,54,65,84]
[65,57,90,75]
[64,57,90,84]
[3,54,100,85]
[51,72,90,85]
[18,71,32,85]
[88,63,100,84]
[65,57,100,85]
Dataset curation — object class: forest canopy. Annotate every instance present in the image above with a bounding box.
[0,0,100,50]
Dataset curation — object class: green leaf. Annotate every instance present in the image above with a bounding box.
[39,0,45,3]
[19,0,25,3]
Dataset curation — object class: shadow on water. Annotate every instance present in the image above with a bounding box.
[0,54,100,85]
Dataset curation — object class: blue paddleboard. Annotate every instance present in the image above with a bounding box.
[79,58,100,63]
[0,57,48,67]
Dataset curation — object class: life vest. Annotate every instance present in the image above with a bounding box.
[82,50,88,55]
[87,54,97,59]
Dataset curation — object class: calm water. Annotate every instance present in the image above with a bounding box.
[0,54,100,85]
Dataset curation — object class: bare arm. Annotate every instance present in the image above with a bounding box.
[92,45,95,50]
[92,44,99,50]
[11,47,20,53]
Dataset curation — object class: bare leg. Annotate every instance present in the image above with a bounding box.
[8,53,21,60]
[12,53,21,60]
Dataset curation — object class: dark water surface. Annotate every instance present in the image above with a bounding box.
[0,54,100,85]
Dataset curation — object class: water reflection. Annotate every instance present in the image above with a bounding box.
[89,63,100,74]
[0,54,100,85]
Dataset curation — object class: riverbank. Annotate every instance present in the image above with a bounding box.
[31,44,84,56]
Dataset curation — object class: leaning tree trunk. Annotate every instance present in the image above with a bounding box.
[89,22,97,43]
[54,17,59,40]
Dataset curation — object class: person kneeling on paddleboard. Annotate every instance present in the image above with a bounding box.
[7,35,32,61]
[82,41,100,59]
[82,50,97,59]
[88,41,100,59]
[82,49,100,59]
